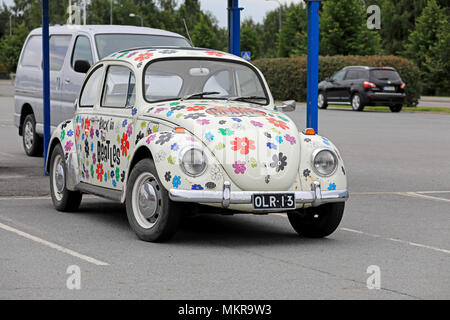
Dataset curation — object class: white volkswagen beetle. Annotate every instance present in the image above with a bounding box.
[46,47,349,242]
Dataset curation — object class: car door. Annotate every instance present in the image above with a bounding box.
[49,35,72,126]
[96,64,137,191]
[326,69,346,102]
[60,34,95,124]
[75,64,105,186]
[341,69,359,102]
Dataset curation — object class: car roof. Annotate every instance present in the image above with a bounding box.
[28,25,187,39]
[343,66,396,71]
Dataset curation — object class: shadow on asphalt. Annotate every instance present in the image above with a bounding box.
[76,200,335,246]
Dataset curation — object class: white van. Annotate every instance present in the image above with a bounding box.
[14,25,192,156]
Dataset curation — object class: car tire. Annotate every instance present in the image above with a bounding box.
[318,92,328,109]
[49,144,82,212]
[389,104,402,113]
[126,158,180,242]
[287,203,344,238]
[22,114,43,157]
[351,93,365,111]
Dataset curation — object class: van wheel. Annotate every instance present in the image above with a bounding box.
[287,203,345,238]
[49,144,82,212]
[351,93,365,111]
[389,105,402,113]
[126,158,180,242]
[318,92,328,109]
[23,114,43,156]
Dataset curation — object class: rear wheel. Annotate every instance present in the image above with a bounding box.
[126,158,180,242]
[351,93,365,111]
[318,92,328,109]
[22,114,43,156]
[389,104,402,113]
[49,144,82,212]
[287,203,344,238]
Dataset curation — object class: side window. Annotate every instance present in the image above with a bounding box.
[144,71,183,101]
[102,65,136,108]
[345,70,358,80]
[21,36,42,68]
[332,70,345,81]
[72,36,94,70]
[204,70,232,96]
[80,66,104,107]
[236,69,264,97]
[50,35,71,71]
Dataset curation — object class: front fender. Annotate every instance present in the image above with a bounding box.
[298,132,347,194]
[45,119,80,191]
[123,130,233,202]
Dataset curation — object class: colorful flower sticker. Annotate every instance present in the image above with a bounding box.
[266,142,277,150]
[205,132,214,142]
[191,184,204,190]
[231,137,255,155]
[96,163,104,181]
[218,128,234,136]
[121,133,130,156]
[328,183,336,191]
[232,161,246,174]
[205,51,225,57]
[135,52,153,62]
[172,176,181,188]
[285,134,296,145]
[267,117,289,130]
[64,141,73,152]
[270,152,287,172]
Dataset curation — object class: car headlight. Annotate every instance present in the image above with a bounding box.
[312,148,338,176]
[180,147,208,177]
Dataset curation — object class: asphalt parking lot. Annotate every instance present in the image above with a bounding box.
[0,90,449,299]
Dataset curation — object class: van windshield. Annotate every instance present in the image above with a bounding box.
[95,34,192,58]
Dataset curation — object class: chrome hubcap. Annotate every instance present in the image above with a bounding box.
[24,121,34,150]
[318,94,324,107]
[52,154,65,201]
[352,95,360,109]
[132,173,161,229]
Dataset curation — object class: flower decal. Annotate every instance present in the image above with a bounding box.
[187,105,206,111]
[126,123,133,136]
[155,132,173,145]
[67,129,73,137]
[120,133,130,157]
[218,128,234,136]
[266,142,277,150]
[135,131,144,144]
[232,161,246,174]
[96,163,104,182]
[231,137,255,155]
[191,184,204,190]
[131,107,137,116]
[205,182,216,190]
[285,134,296,145]
[267,117,289,130]
[64,141,73,152]
[170,143,179,151]
[210,166,223,181]
[205,132,214,142]
[172,176,181,188]
[328,183,336,191]
[303,169,311,178]
[60,130,65,141]
[135,52,153,62]
[250,120,263,127]
[146,134,156,144]
[270,152,288,172]
[165,171,172,182]
[205,51,225,57]
[197,119,210,126]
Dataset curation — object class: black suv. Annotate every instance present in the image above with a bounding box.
[318,66,406,112]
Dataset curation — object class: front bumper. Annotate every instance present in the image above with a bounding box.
[169,181,349,209]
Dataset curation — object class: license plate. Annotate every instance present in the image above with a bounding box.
[384,86,395,91]
[252,193,296,210]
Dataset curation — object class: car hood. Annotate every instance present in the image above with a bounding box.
[143,101,301,191]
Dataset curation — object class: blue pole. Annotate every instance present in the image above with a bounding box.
[42,0,50,175]
[306,0,321,133]
[228,0,243,56]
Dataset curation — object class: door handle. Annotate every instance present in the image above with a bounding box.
[64,79,71,84]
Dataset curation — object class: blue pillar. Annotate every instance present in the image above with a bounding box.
[228,0,243,56]
[306,0,321,133]
[42,0,50,174]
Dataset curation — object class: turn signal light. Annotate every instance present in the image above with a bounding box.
[400,83,406,89]
[174,127,185,133]
[304,128,316,135]
[363,81,377,88]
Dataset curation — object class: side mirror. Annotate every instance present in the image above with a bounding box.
[74,60,91,74]
[276,100,296,112]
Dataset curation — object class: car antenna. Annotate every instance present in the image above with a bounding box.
[183,18,194,46]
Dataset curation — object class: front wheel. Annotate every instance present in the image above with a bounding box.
[389,104,402,113]
[351,93,365,111]
[125,158,180,242]
[49,144,82,212]
[318,92,328,109]
[287,203,345,238]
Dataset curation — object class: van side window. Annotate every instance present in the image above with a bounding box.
[72,36,94,69]
[21,36,42,68]
[102,66,136,108]
[50,35,72,71]
[80,66,104,107]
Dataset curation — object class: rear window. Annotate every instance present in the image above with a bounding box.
[370,69,400,81]
[95,34,192,59]
[21,36,42,68]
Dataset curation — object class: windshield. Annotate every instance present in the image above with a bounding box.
[95,34,192,59]
[370,69,401,81]
[143,59,268,105]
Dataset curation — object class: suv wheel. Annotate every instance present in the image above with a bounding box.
[389,104,402,113]
[22,114,43,156]
[318,92,328,109]
[351,93,364,111]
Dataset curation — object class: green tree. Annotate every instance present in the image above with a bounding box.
[0,22,30,73]
[404,0,450,95]
[278,4,307,57]
[190,13,219,49]
[241,18,263,59]
[319,0,380,55]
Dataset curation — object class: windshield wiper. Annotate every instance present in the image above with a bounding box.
[182,91,220,100]
[228,96,268,105]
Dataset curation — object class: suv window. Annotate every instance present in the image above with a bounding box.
[332,70,345,81]
[102,65,136,108]
[21,36,42,68]
[370,69,400,81]
[72,36,94,70]
[345,70,363,80]
[50,35,72,71]
[80,66,104,107]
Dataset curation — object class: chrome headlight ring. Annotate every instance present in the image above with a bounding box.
[179,146,208,177]
[311,148,339,177]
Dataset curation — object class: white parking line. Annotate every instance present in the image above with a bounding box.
[0,222,109,266]
[399,192,450,203]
